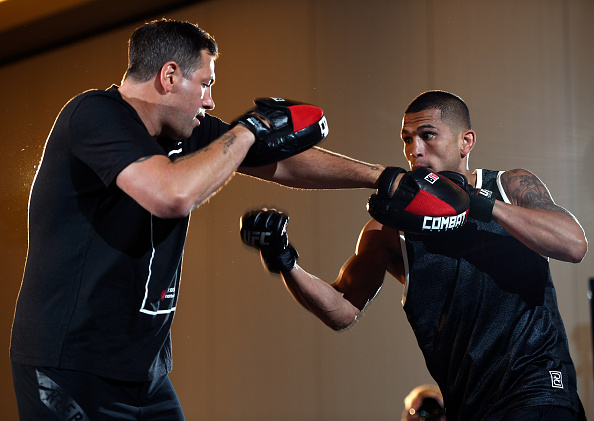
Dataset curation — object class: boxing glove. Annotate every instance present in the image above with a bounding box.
[240,208,298,273]
[438,171,496,222]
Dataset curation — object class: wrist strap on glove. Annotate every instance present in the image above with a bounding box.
[261,244,299,274]
[468,188,496,222]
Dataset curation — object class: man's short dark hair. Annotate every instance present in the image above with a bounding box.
[124,18,219,82]
[406,90,472,133]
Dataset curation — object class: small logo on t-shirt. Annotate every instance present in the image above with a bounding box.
[160,287,176,301]
[549,371,563,388]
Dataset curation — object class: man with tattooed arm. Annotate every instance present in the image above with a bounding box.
[241,91,588,420]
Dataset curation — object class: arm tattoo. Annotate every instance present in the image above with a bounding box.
[173,131,238,163]
[219,131,237,154]
[502,170,566,213]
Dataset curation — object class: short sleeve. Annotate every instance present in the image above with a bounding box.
[69,92,166,187]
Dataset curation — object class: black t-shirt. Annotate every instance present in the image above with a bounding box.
[401,169,580,420]
[10,86,228,381]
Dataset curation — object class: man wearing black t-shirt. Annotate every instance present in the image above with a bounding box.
[241,91,588,420]
[10,19,383,420]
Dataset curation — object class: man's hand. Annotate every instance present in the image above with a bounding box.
[240,208,299,273]
[438,171,495,222]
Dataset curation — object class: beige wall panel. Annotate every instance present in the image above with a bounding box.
[567,0,594,410]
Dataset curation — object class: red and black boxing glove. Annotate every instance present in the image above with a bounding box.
[367,167,470,234]
[232,97,329,167]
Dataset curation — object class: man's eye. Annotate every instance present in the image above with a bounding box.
[422,132,435,140]
[402,136,412,144]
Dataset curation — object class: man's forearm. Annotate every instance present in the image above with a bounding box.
[241,147,384,190]
[493,201,587,263]
[282,265,360,331]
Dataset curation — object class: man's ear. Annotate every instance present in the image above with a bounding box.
[159,61,179,93]
[460,129,476,158]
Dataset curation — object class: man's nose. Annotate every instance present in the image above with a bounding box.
[408,138,423,157]
[203,89,215,110]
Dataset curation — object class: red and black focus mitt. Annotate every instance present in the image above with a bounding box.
[367,167,470,234]
[232,97,329,167]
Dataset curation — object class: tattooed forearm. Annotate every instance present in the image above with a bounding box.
[174,150,202,163]
[218,131,237,154]
[172,131,239,163]
[502,170,566,213]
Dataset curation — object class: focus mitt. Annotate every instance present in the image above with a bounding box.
[232,97,329,167]
[368,167,469,234]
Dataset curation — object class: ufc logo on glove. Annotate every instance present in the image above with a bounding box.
[242,231,272,247]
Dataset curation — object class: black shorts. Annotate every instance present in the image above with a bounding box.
[11,361,185,420]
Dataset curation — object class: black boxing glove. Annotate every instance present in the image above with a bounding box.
[232,97,329,167]
[438,171,496,222]
[368,167,469,234]
[240,209,299,274]
[467,186,496,222]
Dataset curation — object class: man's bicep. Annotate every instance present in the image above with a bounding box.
[501,169,566,212]
[116,155,173,214]
[332,220,402,310]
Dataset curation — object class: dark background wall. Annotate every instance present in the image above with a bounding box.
[1,0,592,419]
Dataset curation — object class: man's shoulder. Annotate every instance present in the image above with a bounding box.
[71,85,117,100]
[62,86,123,113]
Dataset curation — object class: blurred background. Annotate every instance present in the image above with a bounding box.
[1,0,592,419]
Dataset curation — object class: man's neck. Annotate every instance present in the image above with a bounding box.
[118,81,160,137]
